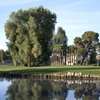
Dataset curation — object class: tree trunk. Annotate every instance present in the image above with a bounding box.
[28,55,31,67]
[64,51,66,65]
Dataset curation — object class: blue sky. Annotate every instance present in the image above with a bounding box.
[0,0,100,50]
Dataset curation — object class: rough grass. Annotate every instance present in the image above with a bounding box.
[0,65,100,76]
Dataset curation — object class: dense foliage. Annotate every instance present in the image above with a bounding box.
[52,27,68,65]
[0,50,12,64]
[4,6,100,66]
[5,6,56,66]
[74,31,99,65]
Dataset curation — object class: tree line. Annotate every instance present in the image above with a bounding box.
[1,6,100,66]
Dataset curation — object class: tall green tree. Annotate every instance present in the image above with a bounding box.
[96,42,100,65]
[74,37,85,56]
[81,31,99,64]
[67,45,77,65]
[53,27,68,45]
[5,6,56,66]
[74,31,99,65]
[53,27,68,65]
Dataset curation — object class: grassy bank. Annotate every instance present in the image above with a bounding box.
[0,65,100,76]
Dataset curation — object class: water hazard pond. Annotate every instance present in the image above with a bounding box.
[0,78,100,100]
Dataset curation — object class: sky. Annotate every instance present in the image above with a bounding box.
[0,0,100,50]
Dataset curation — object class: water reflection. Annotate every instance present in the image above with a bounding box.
[0,78,100,100]
[6,79,53,100]
[74,83,100,100]
[51,80,68,100]
[0,78,11,100]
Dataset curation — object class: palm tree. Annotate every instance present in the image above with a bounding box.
[52,44,63,65]
[67,45,77,65]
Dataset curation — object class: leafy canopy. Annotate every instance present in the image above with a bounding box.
[5,6,56,66]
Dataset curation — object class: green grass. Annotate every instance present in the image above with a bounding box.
[0,65,100,76]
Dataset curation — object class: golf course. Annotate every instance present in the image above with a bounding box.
[0,65,100,76]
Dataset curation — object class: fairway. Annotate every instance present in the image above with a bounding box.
[0,65,100,76]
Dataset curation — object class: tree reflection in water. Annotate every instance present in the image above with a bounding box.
[74,83,100,100]
[51,80,68,100]
[6,79,100,100]
[6,79,53,100]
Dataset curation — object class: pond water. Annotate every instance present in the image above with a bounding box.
[0,78,100,100]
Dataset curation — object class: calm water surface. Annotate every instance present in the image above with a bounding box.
[0,78,100,100]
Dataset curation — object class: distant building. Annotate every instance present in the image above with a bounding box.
[50,52,79,65]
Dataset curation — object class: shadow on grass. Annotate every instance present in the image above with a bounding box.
[1,67,100,76]
[66,67,100,70]
[10,68,63,75]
